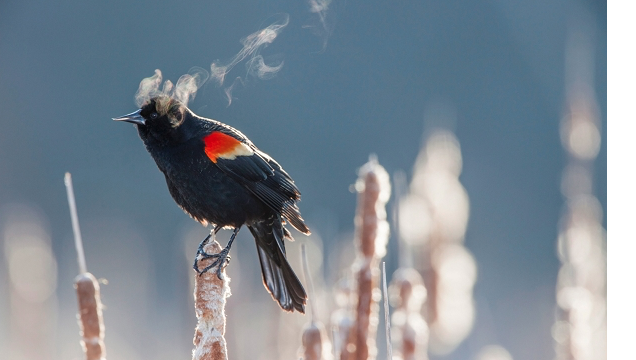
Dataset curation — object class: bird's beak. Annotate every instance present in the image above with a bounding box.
[112,109,145,125]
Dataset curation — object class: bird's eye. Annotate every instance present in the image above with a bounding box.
[150,112,158,119]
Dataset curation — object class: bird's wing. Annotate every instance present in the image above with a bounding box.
[201,129,310,234]
[201,130,273,180]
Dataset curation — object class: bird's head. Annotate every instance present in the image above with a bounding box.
[114,96,193,145]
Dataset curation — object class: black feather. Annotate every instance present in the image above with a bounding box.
[248,216,306,313]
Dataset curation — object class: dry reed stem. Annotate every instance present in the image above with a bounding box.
[300,244,333,360]
[341,157,390,360]
[75,272,106,360]
[192,239,230,360]
[65,173,87,274]
[381,263,393,360]
[66,173,106,360]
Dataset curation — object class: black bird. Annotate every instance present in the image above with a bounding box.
[114,95,308,313]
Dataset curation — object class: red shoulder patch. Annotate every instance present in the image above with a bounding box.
[203,131,253,163]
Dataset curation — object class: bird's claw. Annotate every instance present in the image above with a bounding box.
[193,249,231,279]
[192,227,239,280]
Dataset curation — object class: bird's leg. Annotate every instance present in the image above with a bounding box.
[193,227,240,279]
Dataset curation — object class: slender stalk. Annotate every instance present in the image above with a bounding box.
[382,263,392,360]
[65,172,87,274]
[301,243,318,324]
[300,243,333,360]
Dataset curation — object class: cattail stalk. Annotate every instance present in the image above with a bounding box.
[341,156,391,360]
[192,237,230,360]
[66,172,106,360]
[300,243,333,360]
[65,173,87,274]
[302,243,319,324]
[381,262,393,360]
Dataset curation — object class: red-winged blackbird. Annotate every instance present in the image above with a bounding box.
[114,96,308,313]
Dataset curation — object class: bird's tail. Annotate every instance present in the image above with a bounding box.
[247,215,307,313]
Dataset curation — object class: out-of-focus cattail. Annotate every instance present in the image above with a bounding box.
[553,21,605,360]
[474,345,513,360]
[302,321,332,360]
[340,156,391,360]
[2,204,57,360]
[332,276,354,360]
[192,237,231,360]
[399,128,476,355]
[300,243,333,360]
[390,169,429,360]
[389,268,428,360]
[66,173,106,360]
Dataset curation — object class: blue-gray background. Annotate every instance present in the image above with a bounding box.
[0,1,606,359]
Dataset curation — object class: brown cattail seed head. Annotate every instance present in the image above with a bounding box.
[301,321,332,360]
[75,272,106,360]
[340,157,391,360]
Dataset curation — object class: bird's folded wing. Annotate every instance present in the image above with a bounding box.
[202,129,309,233]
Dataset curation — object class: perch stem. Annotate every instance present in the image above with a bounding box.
[382,262,392,360]
[301,243,318,324]
[65,172,87,274]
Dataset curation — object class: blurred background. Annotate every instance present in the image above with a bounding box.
[0,1,606,360]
